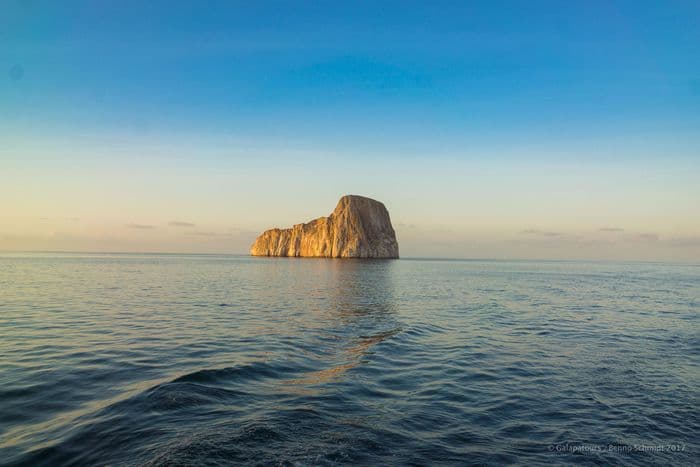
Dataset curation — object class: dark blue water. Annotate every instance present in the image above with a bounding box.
[1,254,698,465]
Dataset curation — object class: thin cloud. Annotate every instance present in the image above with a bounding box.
[38,217,79,222]
[125,223,155,229]
[519,229,562,237]
[169,221,195,227]
[185,230,256,238]
[188,231,228,237]
[666,237,700,247]
[637,233,659,242]
[600,227,624,232]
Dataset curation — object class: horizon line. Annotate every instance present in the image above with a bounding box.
[1,249,698,266]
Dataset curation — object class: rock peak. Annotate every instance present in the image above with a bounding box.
[250,195,399,258]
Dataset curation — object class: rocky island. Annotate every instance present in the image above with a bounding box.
[250,195,399,258]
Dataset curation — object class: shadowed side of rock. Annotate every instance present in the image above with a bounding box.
[250,195,399,258]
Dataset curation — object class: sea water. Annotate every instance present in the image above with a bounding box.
[1,253,697,465]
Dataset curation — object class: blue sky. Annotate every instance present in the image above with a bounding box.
[2,1,699,259]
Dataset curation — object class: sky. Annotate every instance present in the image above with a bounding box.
[1,0,699,260]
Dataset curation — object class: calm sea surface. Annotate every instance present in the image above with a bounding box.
[0,253,698,466]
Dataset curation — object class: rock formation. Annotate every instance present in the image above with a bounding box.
[250,195,399,258]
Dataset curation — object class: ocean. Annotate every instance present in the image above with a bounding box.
[1,253,698,465]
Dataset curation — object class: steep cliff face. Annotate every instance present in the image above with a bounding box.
[250,195,399,258]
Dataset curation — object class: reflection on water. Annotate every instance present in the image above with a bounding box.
[285,259,401,387]
[0,254,698,465]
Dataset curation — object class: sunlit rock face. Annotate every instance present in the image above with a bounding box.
[250,195,399,258]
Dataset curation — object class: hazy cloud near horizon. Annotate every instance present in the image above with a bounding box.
[125,223,155,229]
[666,237,700,247]
[636,233,660,242]
[186,231,229,237]
[169,221,195,227]
[600,227,625,232]
[519,229,563,237]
